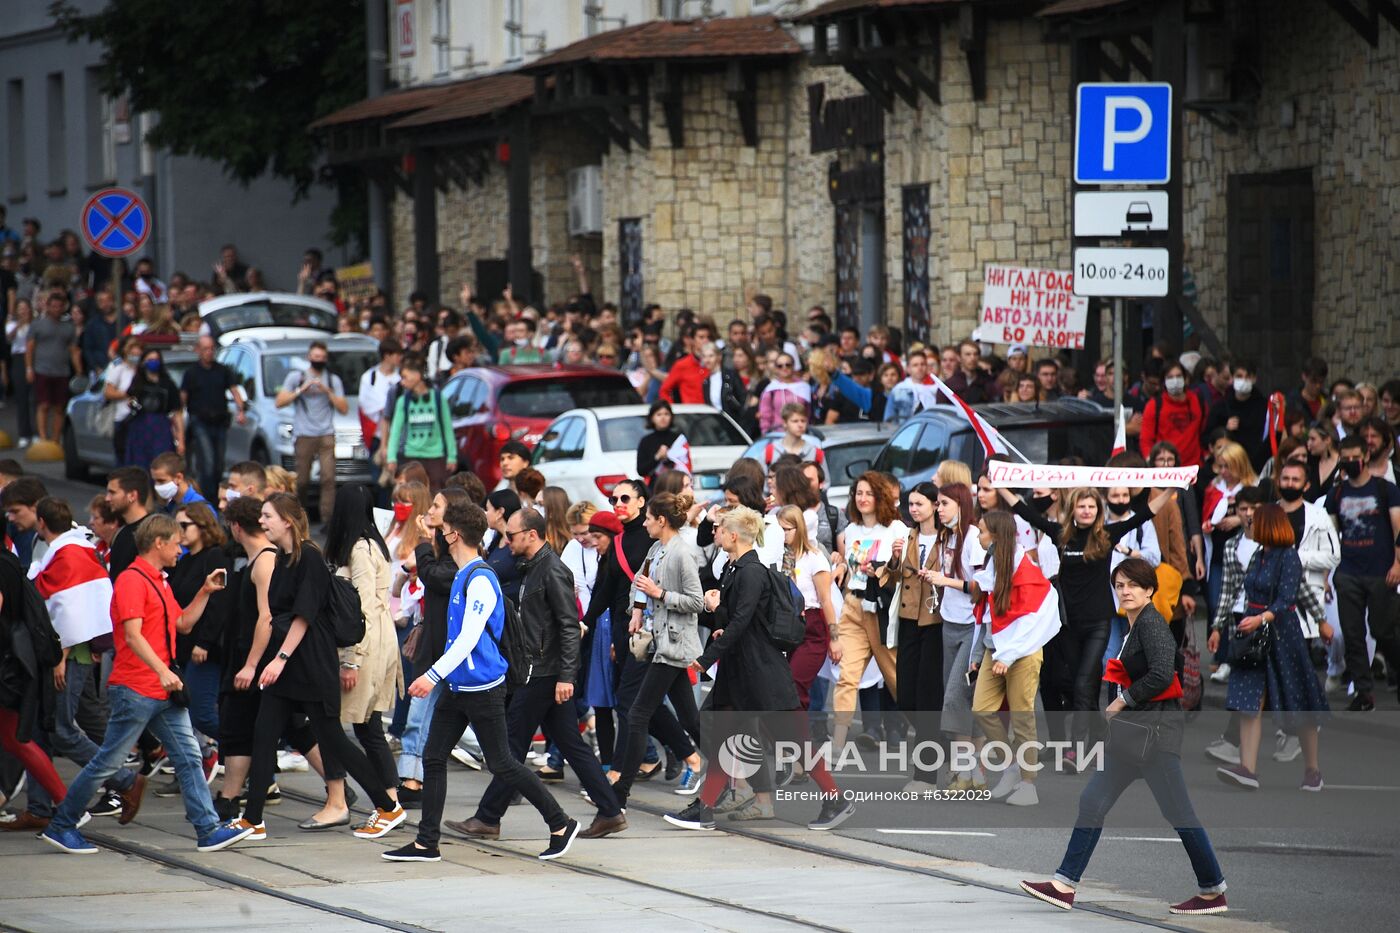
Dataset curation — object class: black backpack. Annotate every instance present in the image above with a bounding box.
[761,564,806,653]
[466,564,533,688]
[325,562,366,649]
[19,575,63,670]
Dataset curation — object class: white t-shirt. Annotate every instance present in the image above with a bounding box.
[916,533,937,570]
[938,533,987,624]
[843,522,895,593]
[103,359,137,423]
[561,538,599,608]
[6,321,29,355]
[359,365,400,422]
[792,548,832,609]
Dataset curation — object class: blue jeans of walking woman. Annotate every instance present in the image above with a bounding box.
[1055,745,1226,894]
[51,685,221,839]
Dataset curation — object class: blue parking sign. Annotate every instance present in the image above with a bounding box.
[1074,83,1172,185]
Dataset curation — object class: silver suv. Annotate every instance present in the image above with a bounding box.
[217,333,378,485]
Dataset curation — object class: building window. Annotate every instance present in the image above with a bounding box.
[431,0,450,77]
[46,72,67,194]
[5,80,24,200]
[506,0,523,61]
[85,68,117,186]
[901,185,931,346]
[619,218,644,326]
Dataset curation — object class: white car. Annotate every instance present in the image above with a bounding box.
[198,291,341,345]
[532,404,751,509]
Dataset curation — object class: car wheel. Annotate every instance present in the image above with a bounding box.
[62,423,90,483]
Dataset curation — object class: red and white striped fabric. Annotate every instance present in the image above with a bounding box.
[28,526,115,648]
[927,373,1030,462]
[1110,404,1128,457]
[669,433,693,475]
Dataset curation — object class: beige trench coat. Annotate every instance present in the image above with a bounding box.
[338,538,404,722]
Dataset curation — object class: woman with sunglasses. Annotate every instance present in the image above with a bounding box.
[483,490,524,605]
[582,480,662,781]
[168,502,234,759]
[636,402,681,481]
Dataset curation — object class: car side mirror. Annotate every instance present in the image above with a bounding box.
[845,459,870,480]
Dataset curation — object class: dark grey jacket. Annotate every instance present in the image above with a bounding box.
[517,545,581,685]
[1113,604,1184,755]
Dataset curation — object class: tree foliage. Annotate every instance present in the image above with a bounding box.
[52,0,367,198]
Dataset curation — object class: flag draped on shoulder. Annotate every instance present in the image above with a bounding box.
[974,551,1061,665]
[28,526,115,648]
[927,373,1030,462]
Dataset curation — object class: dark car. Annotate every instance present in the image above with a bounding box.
[441,364,641,486]
[854,399,1114,490]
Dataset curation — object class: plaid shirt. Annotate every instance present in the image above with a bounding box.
[1212,534,1325,634]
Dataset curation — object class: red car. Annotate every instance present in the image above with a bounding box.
[441,364,641,487]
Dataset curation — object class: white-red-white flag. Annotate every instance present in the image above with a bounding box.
[927,374,1030,462]
[28,526,114,648]
[1111,404,1127,457]
[669,433,693,475]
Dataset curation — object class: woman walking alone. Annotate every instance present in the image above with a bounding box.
[1021,559,1228,916]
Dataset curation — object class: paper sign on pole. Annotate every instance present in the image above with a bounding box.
[335,261,378,303]
[986,461,1199,490]
[977,265,1090,350]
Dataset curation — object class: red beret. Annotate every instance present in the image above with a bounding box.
[588,510,624,536]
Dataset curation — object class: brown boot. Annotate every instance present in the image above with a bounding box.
[118,773,148,825]
[577,812,628,839]
[0,811,50,832]
[444,816,499,839]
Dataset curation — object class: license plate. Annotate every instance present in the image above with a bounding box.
[334,445,352,459]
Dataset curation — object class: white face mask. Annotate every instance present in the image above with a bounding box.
[1233,377,1254,396]
[154,481,179,501]
[1164,376,1185,395]
[224,489,241,503]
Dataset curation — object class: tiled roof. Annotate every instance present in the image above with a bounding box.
[523,15,800,71]
[1038,0,1138,16]
[795,0,962,23]
[388,74,535,130]
[311,83,462,129]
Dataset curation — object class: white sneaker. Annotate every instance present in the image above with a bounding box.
[1204,738,1241,765]
[1273,733,1302,763]
[277,750,310,772]
[1324,675,1344,694]
[1209,663,1231,684]
[450,747,483,770]
[989,767,1020,801]
[1004,782,1039,806]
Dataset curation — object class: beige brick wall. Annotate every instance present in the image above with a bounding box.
[1181,0,1400,382]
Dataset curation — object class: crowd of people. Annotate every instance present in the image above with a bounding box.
[1,242,1398,910]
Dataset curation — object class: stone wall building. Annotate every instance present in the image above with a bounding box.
[320,0,1399,385]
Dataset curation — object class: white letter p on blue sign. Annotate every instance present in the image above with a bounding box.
[1075,83,1172,185]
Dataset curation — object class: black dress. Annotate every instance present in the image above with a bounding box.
[265,544,339,716]
[168,545,233,666]
[221,546,277,694]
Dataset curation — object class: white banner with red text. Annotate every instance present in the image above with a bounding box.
[985,461,1199,489]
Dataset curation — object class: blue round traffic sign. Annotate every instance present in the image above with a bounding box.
[81,187,152,258]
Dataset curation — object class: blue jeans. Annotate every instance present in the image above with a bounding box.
[52,685,219,839]
[27,659,137,817]
[1055,746,1226,895]
[182,659,221,741]
[188,420,229,502]
[397,682,441,782]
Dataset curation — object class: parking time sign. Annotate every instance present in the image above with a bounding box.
[1074,83,1172,185]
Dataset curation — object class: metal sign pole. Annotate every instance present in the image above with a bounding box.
[111,257,122,333]
[1112,297,1124,426]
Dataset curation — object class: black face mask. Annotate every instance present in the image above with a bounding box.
[1031,494,1055,513]
[1108,503,1132,517]
[309,360,325,372]
[1341,459,1364,479]
[1278,485,1305,503]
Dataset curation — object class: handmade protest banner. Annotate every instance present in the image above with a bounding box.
[976,265,1089,350]
[985,461,1199,489]
[336,262,378,303]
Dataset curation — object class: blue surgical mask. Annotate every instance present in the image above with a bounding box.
[143,359,161,372]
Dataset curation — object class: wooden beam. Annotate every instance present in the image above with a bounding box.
[1097,40,1130,81]
[726,62,759,147]
[411,148,440,304]
[506,112,532,306]
[844,61,895,112]
[1378,0,1400,31]
[959,4,987,101]
[656,62,683,149]
[867,58,920,110]
[1115,36,1153,79]
[1322,0,1379,45]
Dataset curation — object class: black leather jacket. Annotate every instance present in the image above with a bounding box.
[516,545,581,684]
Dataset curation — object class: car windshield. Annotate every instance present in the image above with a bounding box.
[497,379,640,419]
[599,413,747,453]
[203,301,338,336]
[262,350,377,396]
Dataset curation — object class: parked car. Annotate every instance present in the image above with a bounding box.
[218,334,380,491]
[532,404,751,508]
[739,422,900,512]
[198,291,339,345]
[853,399,1114,492]
[64,348,198,481]
[441,364,641,487]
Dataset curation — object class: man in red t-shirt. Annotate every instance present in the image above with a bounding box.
[40,514,252,855]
